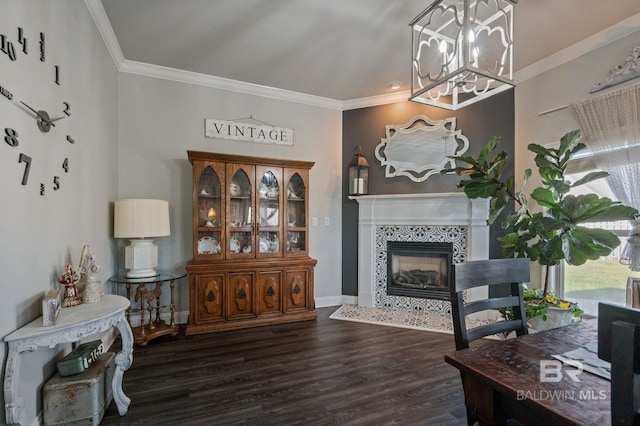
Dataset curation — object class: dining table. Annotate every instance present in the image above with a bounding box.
[444,319,611,425]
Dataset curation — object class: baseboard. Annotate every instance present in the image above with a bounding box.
[315,295,357,308]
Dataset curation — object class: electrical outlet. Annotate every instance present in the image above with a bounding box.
[312,217,318,226]
[324,216,330,226]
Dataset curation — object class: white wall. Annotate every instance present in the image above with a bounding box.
[515,29,640,288]
[115,73,344,315]
[0,1,119,424]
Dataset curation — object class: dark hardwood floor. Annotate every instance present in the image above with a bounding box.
[101,306,467,425]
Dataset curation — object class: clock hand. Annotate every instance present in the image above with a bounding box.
[19,100,56,128]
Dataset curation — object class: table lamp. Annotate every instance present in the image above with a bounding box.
[114,199,170,278]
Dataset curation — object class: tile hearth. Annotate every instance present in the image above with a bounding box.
[330,304,495,334]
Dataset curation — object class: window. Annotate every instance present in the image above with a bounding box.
[561,169,640,316]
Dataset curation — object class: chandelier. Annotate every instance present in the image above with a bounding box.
[409,0,517,110]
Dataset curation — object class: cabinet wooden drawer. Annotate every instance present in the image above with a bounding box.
[285,269,309,311]
[258,271,282,314]
[228,272,255,318]
[195,274,224,322]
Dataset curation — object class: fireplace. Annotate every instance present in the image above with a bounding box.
[349,193,490,312]
[386,241,453,300]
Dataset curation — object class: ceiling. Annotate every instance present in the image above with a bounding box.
[100,0,640,102]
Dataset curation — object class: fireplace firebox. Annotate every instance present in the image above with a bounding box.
[386,241,453,300]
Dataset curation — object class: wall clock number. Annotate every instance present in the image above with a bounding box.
[18,153,31,185]
[17,27,27,54]
[1,34,17,61]
[39,32,45,61]
[4,128,19,147]
[4,29,73,196]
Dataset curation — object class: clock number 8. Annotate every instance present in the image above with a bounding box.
[4,128,19,147]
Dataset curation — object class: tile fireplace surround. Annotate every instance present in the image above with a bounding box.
[350,193,490,312]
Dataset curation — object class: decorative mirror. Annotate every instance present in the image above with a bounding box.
[375,115,469,182]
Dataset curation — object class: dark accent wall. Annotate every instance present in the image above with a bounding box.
[342,90,515,296]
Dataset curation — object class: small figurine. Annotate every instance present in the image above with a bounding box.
[78,245,102,304]
[60,263,81,307]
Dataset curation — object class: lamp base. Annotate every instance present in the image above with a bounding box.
[124,239,159,278]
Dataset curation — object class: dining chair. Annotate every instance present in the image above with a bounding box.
[597,302,640,425]
[451,258,530,426]
[451,258,530,351]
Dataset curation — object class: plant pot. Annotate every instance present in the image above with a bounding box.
[527,306,574,332]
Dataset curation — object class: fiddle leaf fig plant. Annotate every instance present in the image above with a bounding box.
[442,129,638,300]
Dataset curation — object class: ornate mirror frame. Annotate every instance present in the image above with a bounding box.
[374,115,469,182]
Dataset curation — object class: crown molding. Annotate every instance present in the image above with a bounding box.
[515,13,640,84]
[343,91,411,110]
[84,0,125,67]
[118,60,344,110]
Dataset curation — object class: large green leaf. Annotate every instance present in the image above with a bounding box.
[478,137,501,165]
[558,129,581,156]
[487,153,507,178]
[574,226,621,250]
[549,179,571,195]
[571,171,608,187]
[561,226,618,266]
[488,189,509,224]
[461,180,501,199]
[561,194,637,222]
[528,144,553,157]
[531,187,560,210]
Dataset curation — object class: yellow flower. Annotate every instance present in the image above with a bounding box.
[545,293,557,304]
[559,301,571,309]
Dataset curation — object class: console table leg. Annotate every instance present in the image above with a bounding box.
[3,343,36,425]
[113,316,134,416]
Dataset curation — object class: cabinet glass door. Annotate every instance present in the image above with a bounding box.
[228,165,255,258]
[285,170,307,256]
[195,164,223,259]
[257,167,283,258]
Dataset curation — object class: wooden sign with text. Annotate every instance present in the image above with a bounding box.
[205,118,293,146]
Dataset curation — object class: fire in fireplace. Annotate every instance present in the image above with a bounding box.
[386,241,453,300]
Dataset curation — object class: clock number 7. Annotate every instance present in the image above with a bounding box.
[18,153,31,185]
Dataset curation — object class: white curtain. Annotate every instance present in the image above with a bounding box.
[569,82,640,269]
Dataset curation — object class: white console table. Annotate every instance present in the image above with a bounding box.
[3,294,133,425]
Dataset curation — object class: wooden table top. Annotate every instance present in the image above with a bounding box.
[444,319,610,425]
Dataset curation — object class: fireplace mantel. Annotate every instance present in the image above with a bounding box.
[350,193,490,308]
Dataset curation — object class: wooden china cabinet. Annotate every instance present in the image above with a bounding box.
[185,151,317,334]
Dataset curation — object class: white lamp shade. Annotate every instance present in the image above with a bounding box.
[114,199,170,238]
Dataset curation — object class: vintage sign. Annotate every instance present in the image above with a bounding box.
[205,118,294,146]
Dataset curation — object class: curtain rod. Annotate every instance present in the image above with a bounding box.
[538,105,568,116]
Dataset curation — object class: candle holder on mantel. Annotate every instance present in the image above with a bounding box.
[348,146,369,196]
